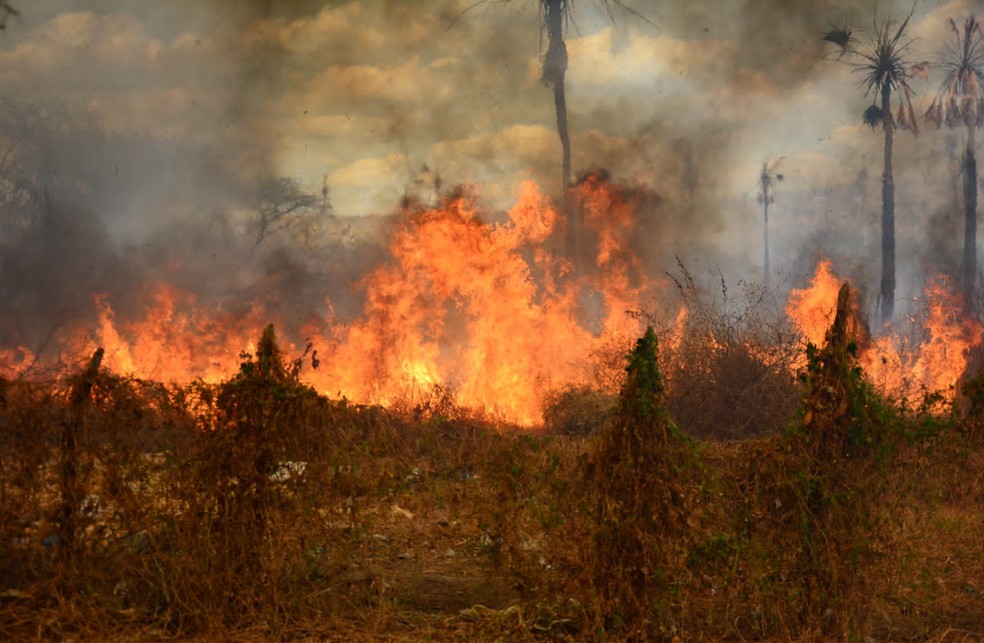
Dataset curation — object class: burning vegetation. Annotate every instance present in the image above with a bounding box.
[3,169,984,639]
[3,163,980,427]
[5,2,984,640]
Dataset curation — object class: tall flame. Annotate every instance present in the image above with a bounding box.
[786,261,984,400]
[785,259,842,349]
[311,179,651,424]
[88,286,265,384]
[5,178,654,426]
[10,180,979,425]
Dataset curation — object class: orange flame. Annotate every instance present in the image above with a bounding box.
[311,179,652,424]
[786,261,984,400]
[0,346,36,379]
[785,259,841,348]
[88,286,266,384]
[858,279,984,397]
[903,276,983,394]
[10,178,656,426]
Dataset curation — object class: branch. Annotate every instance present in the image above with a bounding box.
[0,1,19,30]
[603,0,658,31]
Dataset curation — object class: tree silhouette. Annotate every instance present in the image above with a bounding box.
[830,5,919,322]
[0,98,104,253]
[0,2,17,30]
[926,14,984,312]
[252,177,322,248]
[462,1,648,191]
[542,0,571,189]
[757,159,783,289]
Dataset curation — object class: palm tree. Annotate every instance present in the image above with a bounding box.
[541,0,572,190]
[757,159,783,289]
[926,15,984,312]
[538,0,652,189]
[836,6,919,323]
[461,2,648,265]
[463,1,647,191]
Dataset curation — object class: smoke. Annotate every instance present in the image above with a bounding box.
[0,0,978,377]
[0,2,381,357]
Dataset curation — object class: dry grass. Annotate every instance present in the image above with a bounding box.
[2,313,984,641]
[661,263,803,441]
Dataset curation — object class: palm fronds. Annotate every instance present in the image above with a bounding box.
[896,85,919,132]
[863,104,884,129]
[823,22,856,60]
[925,14,984,129]
[851,5,919,133]
[539,0,570,87]
[823,26,855,49]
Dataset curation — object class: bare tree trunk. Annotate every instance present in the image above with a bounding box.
[543,0,571,190]
[40,153,57,258]
[556,77,578,262]
[554,77,571,190]
[880,83,896,323]
[763,184,770,289]
[964,124,977,312]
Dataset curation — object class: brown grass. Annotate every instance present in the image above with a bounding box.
[1,313,984,641]
[662,263,803,441]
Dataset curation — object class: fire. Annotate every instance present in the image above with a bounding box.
[579,171,655,331]
[0,346,35,379]
[1,177,653,426]
[908,276,984,393]
[11,172,978,426]
[785,261,984,400]
[86,286,266,384]
[666,305,688,355]
[311,179,652,425]
[785,259,841,348]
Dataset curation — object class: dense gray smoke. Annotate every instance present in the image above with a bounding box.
[0,0,975,372]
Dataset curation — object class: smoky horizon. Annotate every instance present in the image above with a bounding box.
[1,0,982,423]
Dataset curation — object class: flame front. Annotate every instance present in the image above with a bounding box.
[313,179,651,425]
[786,261,984,400]
[88,286,266,385]
[10,179,652,426]
[6,177,981,424]
[907,277,984,394]
[785,259,842,349]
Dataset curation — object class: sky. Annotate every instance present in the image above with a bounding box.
[0,0,981,300]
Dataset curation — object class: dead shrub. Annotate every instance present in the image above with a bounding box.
[390,382,463,423]
[662,264,802,440]
[0,376,62,585]
[0,347,200,639]
[541,385,615,436]
[2,304,983,641]
[0,325,382,638]
[155,323,347,632]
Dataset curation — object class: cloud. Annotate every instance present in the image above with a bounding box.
[0,12,163,89]
[0,0,969,265]
[328,152,412,214]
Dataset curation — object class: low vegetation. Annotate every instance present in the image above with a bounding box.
[1,295,983,641]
